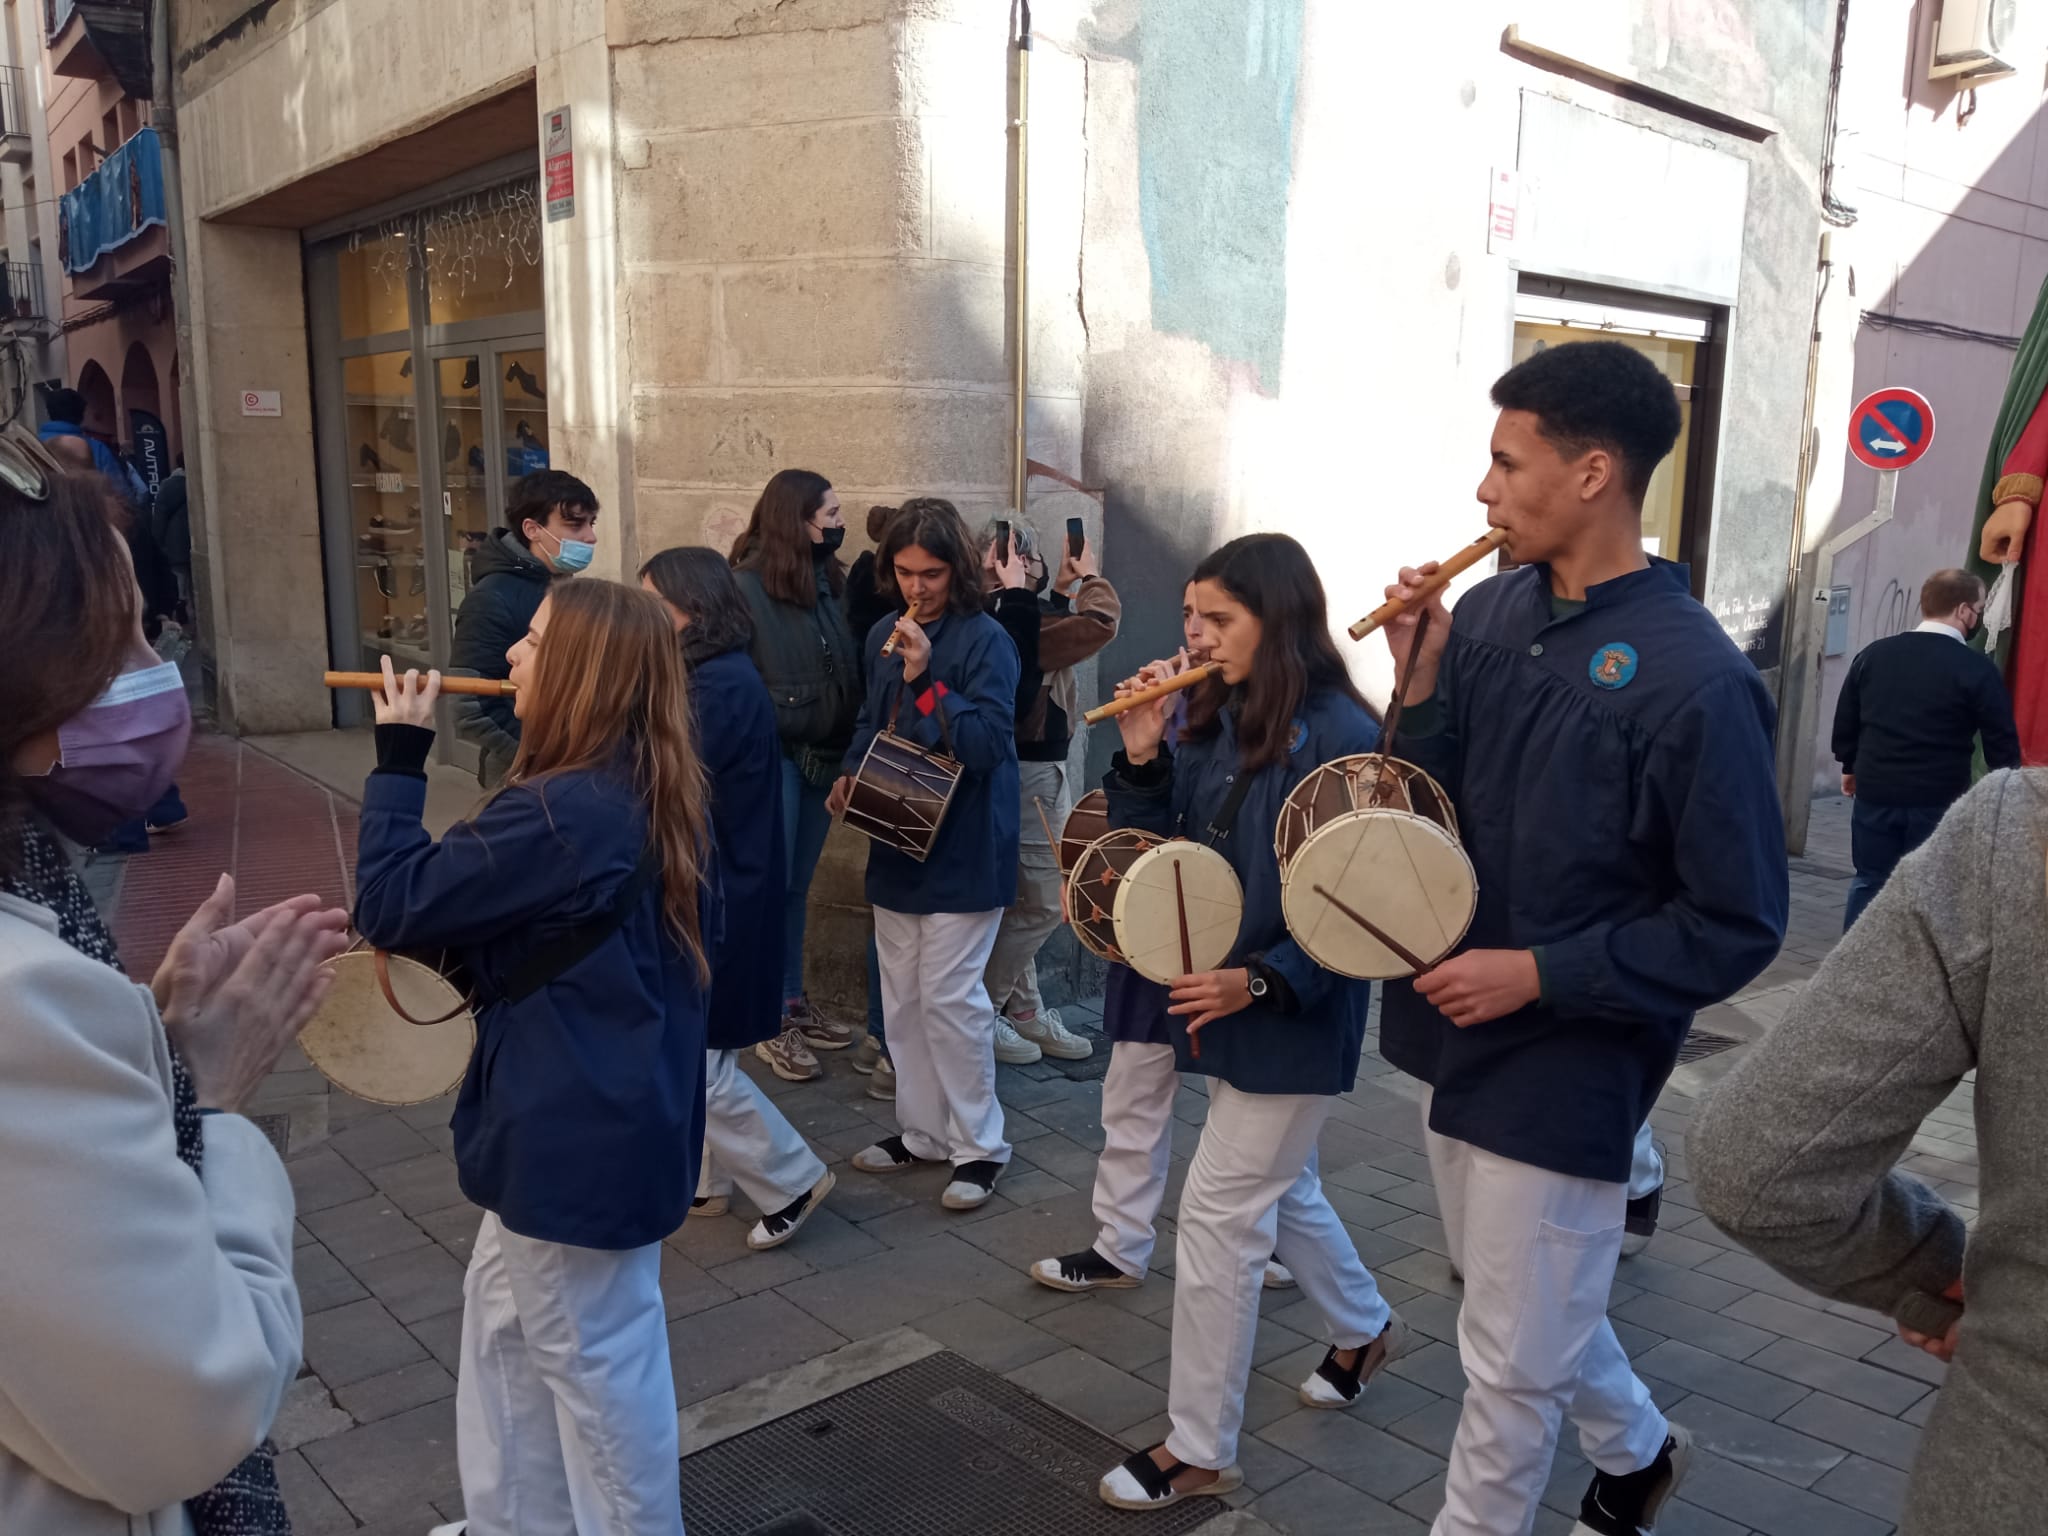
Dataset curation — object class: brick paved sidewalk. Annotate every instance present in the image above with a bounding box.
[109,745,1964,1536]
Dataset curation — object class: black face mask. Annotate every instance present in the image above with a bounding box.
[813,525,846,557]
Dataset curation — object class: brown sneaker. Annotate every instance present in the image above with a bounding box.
[754,1025,821,1082]
[788,996,854,1052]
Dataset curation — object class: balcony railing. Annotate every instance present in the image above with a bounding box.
[0,261,46,323]
[59,125,164,275]
[45,0,74,39]
[0,67,25,142]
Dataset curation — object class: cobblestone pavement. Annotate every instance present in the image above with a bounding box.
[108,741,1970,1536]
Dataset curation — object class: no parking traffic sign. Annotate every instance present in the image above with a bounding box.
[1848,387,1936,471]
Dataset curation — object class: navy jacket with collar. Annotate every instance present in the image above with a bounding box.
[844,609,1021,913]
[1379,560,1788,1184]
[355,759,716,1250]
[1106,688,1380,1096]
[687,644,787,1052]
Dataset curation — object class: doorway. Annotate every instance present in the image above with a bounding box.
[307,174,547,758]
[1511,279,1724,591]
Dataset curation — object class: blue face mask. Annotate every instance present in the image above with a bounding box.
[534,525,595,574]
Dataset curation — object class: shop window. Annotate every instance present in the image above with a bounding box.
[337,230,411,340]
[423,185,542,325]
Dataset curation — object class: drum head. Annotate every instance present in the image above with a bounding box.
[300,952,476,1107]
[1059,790,1110,874]
[1280,809,1476,980]
[1066,828,1157,963]
[1110,841,1244,986]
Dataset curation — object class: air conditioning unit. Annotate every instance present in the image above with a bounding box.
[1931,0,2022,84]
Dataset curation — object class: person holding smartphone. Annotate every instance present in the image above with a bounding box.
[976,516,1121,1066]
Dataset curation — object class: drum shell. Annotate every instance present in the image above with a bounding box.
[1064,827,1157,963]
[300,950,477,1106]
[843,731,963,862]
[1059,789,1110,875]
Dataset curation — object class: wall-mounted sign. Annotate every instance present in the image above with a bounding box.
[1488,167,1519,252]
[1847,386,1935,471]
[544,106,575,223]
[240,389,281,417]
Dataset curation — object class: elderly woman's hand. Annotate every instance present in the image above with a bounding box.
[156,876,351,1112]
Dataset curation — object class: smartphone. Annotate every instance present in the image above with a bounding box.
[1067,517,1085,558]
[995,520,1012,565]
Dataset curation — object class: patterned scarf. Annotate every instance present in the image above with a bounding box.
[0,818,290,1535]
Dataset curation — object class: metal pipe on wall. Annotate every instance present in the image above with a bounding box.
[1009,1,1032,514]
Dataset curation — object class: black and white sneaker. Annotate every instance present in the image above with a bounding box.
[1030,1247,1141,1292]
[851,1135,922,1174]
[1621,1177,1665,1259]
[1574,1425,1692,1535]
[1298,1313,1413,1408]
[748,1170,835,1251]
[1098,1448,1243,1510]
[942,1159,1004,1210]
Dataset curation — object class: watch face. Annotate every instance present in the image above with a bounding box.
[1249,975,1268,997]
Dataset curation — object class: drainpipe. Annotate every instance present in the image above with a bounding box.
[151,0,213,697]
[1009,0,1031,514]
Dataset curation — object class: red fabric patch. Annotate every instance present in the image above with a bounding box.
[916,681,950,716]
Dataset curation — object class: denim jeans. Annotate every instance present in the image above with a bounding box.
[1844,798,1947,931]
[779,757,835,1004]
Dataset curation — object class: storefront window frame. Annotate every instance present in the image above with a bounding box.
[307,167,547,749]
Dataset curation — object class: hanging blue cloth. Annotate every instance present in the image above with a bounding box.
[61,127,167,274]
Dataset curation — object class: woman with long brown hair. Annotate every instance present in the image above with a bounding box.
[730,468,862,1073]
[354,578,716,1536]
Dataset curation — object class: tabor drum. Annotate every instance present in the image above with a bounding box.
[843,731,963,862]
[1065,828,1244,985]
[1058,789,1110,875]
[300,949,476,1107]
[1276,754,1475,980]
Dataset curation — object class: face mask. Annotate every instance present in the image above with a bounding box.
[814,525,846,557]
[27,662,192,845]
[534,525,595,574]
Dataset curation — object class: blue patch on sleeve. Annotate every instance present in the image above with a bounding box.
[1589,642,1639,689]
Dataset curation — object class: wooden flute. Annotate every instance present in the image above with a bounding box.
[1347,526,1509,641]
[1082,662,1223,725]
[323,670,515,698]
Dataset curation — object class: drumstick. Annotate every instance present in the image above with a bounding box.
[1083,662,1223,726]
[1034,796,1059,853]
[323,671,514,698]
[1172,857,1200,1060]
[1347,527,1509,641]
[1311,882,1433,976]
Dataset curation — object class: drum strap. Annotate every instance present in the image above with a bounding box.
[374,949,474,1027]
[492,848,664,1005]
[1200,770,1257,849]
[889,674,958,760]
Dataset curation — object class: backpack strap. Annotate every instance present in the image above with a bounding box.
[492,847,662,1005]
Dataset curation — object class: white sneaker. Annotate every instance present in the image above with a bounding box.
[1011,1008,1093,1061]
[428,1524,467,1535]
[1263,1258,1296,1289]
[993,1017,1043,1065]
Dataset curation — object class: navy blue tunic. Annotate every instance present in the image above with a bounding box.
[1106,689,1380,1096]
[355,765,715,1250]
[1379,561,1788,1183]
[844,610,1021,914]
[688,645,788,1051]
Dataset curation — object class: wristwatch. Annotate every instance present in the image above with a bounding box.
[1245,964,1271,1002]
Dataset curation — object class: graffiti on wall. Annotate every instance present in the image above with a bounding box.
[1136,0,1305,394]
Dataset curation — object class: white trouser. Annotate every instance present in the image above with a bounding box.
[984,761,1071,1020]
[874,906,1011,1166]
[456,1213,684,1536]
[697,1048,828,1212]
[1092,1041,1180,1277]
[1165,1084,1393,1471]
[1628,1120,1663,1200]
[1423,1097,1666,1536]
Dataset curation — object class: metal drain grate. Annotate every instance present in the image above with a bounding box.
[1675,1028,1744,1066]
[679,1351,1215,1536]
[247,1112,292,1158]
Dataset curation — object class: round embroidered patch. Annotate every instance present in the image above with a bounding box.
[1589,642,1639,690]
[1287,718,1309,755]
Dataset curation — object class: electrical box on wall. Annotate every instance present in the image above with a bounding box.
[1825,586,1853,658]
[1932,0,2023,84]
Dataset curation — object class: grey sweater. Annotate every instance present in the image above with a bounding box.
[1691,770,2045,1536]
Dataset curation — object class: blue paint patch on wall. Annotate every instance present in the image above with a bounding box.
[1137,0,1304,393]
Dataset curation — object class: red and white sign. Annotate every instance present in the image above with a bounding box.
[544,106,575,223]
[1848,386,1936,471]
[1488,167,1519,251]
[240,389,281,418]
